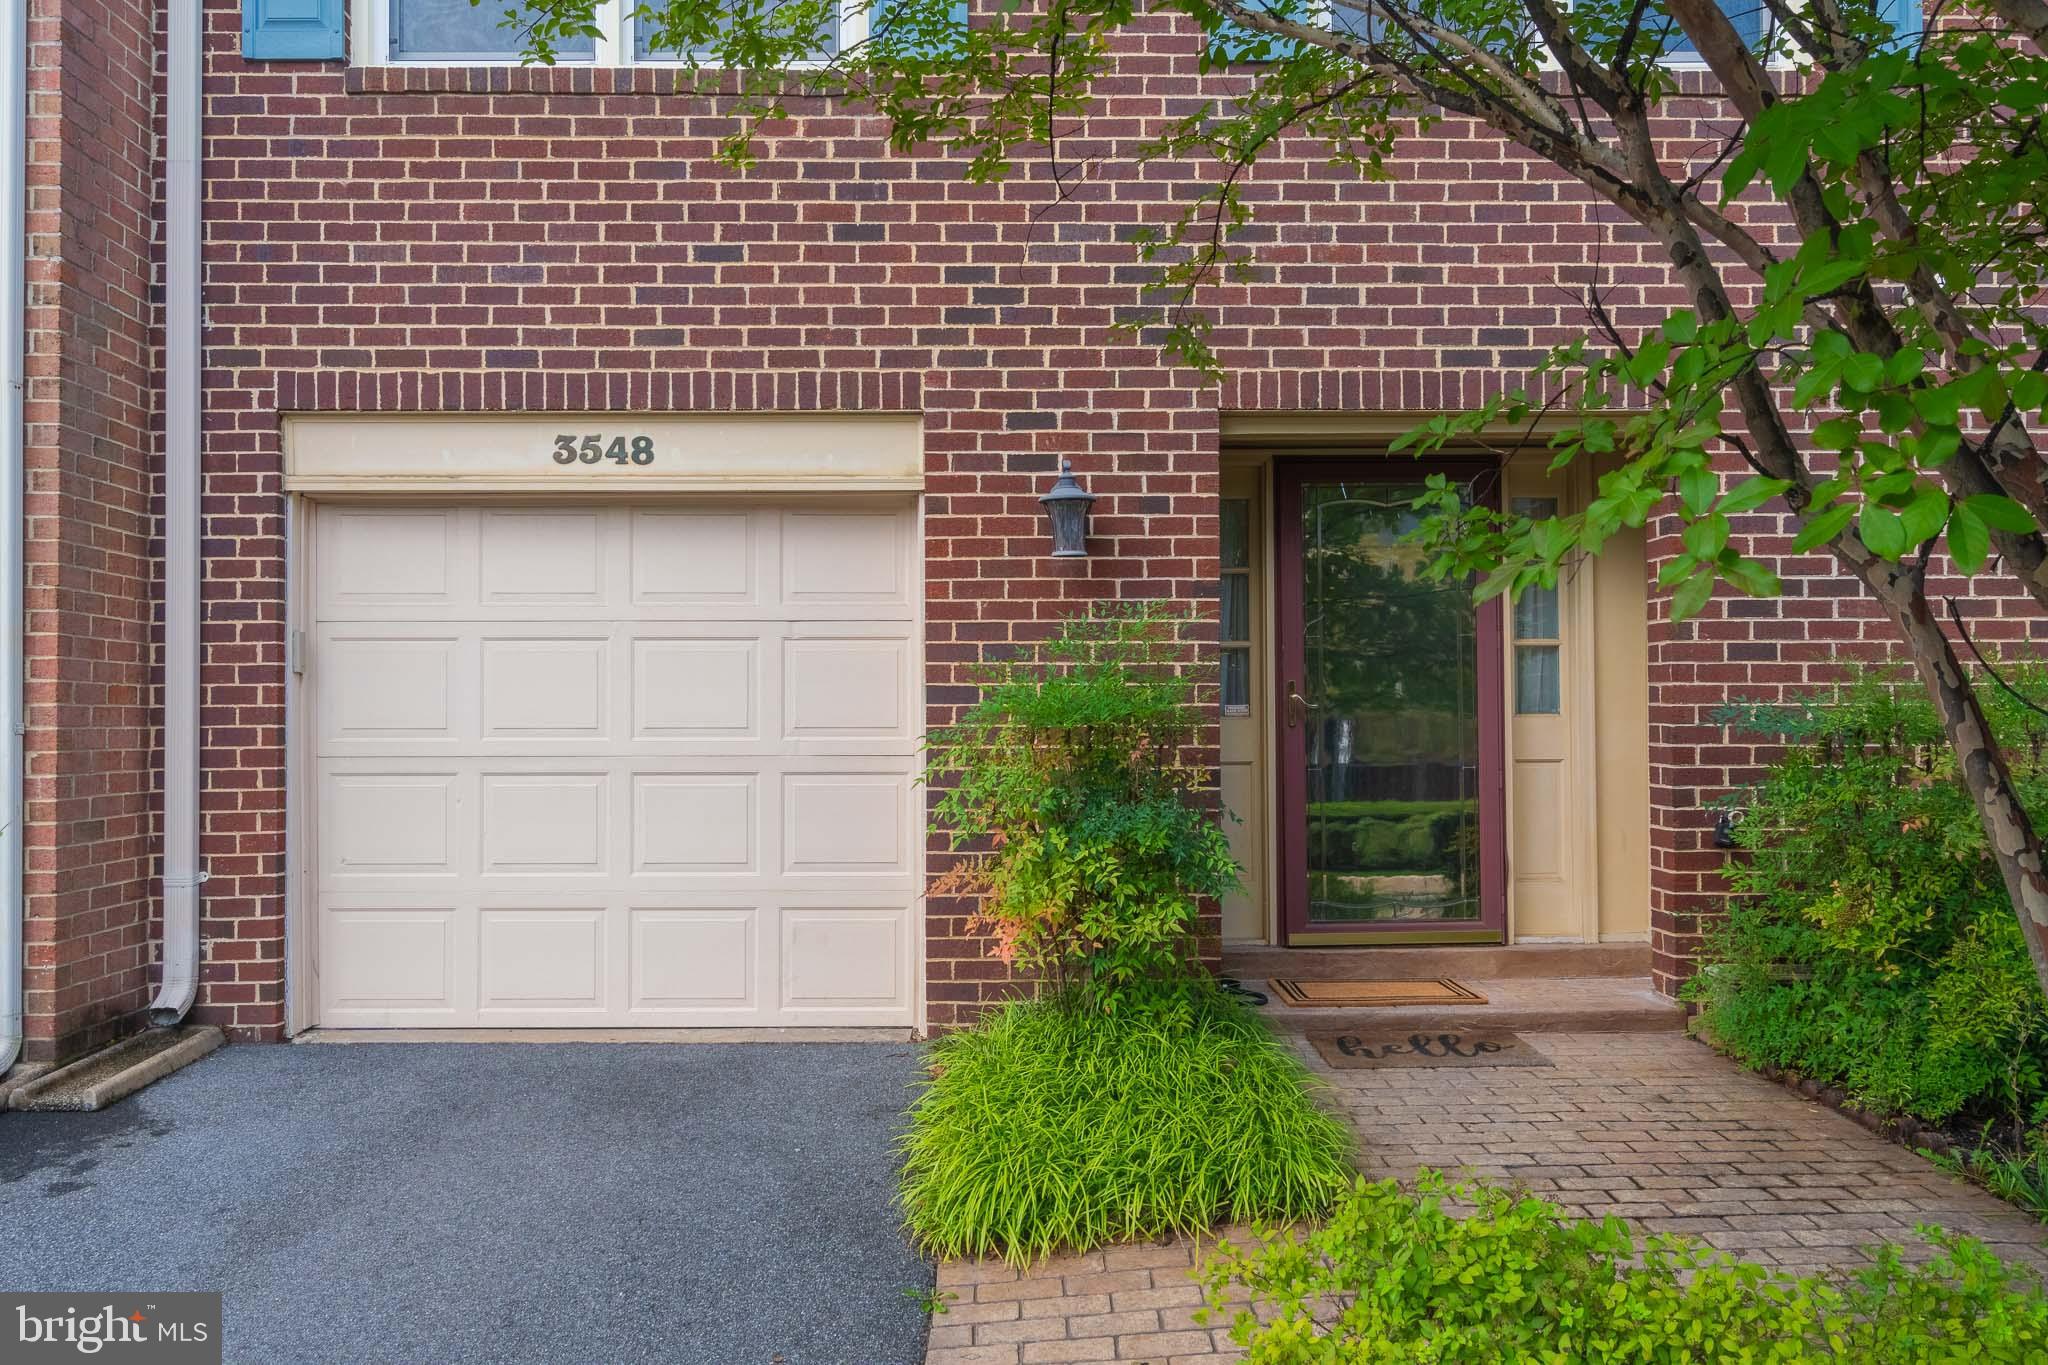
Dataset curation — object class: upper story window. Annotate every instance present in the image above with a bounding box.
[1221,1,1924,68]
[365,0,859,64]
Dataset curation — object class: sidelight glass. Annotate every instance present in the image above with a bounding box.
[1219,498,1253,715]
[1297,480,1481,924]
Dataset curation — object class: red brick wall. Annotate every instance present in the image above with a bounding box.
[20,1,2029,1044]
[19,0,163,1064]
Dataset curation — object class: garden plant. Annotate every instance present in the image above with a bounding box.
[1197,1171,2048,1362]
[1691,666,2048,1214]
[901,605,1353,1263]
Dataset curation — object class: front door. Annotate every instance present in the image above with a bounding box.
[1275,462,1506,944]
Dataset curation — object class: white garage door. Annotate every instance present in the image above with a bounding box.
[310,501,920,1028]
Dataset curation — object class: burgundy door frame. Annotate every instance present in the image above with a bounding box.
[1273,458,1508,945]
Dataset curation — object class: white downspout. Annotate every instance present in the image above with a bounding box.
[0,0,27,1071]
[150,0,203,1027]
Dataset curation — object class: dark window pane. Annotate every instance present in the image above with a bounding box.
[1221,573,1250,644]
[1513,584,1558,641]
[1222,647,1250,714]
[391,0,594,59]
[1515,644,1561,715]
[1221,498,1250,571]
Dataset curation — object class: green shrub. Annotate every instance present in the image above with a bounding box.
[1689,668,2048,1135]
[1198,1172,2048,1363]
[899,989,1355,1265]
[925,603,1239,1017]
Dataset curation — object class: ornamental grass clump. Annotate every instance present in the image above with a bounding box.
[899,988,1355,1265]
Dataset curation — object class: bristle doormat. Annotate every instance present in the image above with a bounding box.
[1308,1030,1554,1069]
[1268,977,1487,1008]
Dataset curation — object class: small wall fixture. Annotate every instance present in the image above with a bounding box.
[1039,461,1096,559]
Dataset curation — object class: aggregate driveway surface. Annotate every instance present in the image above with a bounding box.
[0,1042,934,1365]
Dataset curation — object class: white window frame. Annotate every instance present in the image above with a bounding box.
[354,0,868,66]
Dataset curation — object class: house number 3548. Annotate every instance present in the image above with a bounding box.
[552,434,657,466]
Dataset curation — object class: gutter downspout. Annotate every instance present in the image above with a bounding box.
[150,0,203,1027]
[0,0,25,1073]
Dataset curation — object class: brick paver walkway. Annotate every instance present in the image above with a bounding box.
[923,1031,2048,1364]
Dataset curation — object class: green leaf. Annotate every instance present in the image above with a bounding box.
[1883,348,1925,386]
[1912,386,1962,424]
[1948,506,1990,573]
[1718,477,1792,515]
[1791,502,1856,552]
[1812,416,1862,448]
[1964,492,2037,533]
[1897,487,1950,547]
[1683,514,1730,562]
[1842,353,1886,393]
[1721,558,1782,598]
[1671,570,1715,622]
[1859,502,1908,559]
[1662,311,1698,343]
[1678,466,1719,516]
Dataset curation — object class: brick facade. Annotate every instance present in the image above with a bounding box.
[17,0,162,1064]
[10,1,2034,1053]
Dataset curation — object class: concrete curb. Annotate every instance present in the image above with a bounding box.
[8,1024,224,1112]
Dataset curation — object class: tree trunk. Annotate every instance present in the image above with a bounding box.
[1866,567,2048,1001]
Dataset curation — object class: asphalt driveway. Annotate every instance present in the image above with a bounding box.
[0,1041,933,1365]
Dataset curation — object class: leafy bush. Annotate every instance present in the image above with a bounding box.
[1688,668,2048,1135]
[1198,1172,2048,1363]
[899,989,1355,1265]
[925,603,1239,1016]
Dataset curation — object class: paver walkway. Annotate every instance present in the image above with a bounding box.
[924,1030,2048,1364]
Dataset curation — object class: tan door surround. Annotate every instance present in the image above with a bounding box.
[1218,438,1650,947]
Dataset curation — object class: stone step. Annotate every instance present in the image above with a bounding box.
[1223,940,1650,983]
[1235,974,1689,1035]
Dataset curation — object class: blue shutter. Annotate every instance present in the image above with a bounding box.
[1878,0,1923,41]
[243,0,346,61]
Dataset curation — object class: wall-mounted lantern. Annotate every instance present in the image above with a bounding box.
[1038,460,1096,559]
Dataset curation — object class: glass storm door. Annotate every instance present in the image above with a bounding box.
[1275,462,1507,943]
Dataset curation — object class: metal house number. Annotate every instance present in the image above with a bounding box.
[551,434,657,467]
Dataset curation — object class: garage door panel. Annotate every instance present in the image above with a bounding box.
[784,636,910,740]
[479,774,610,874]
[782,909,910,1014]
[630,636,763,740]
[313,500,919,1029]
[480,636,609,739]
[628,907,759,1013]
[319,507,461,610]
[322,773,459,880]
[782,773,912,877]
[632,775,758,875]
[479,509,608,605]
[477,909,608,1015]
[630,509,762,605]
[320,637,462,743]
[782,510,912,609]
[321,908,461,1022]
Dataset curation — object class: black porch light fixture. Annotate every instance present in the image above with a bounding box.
[1038,460,1096,559]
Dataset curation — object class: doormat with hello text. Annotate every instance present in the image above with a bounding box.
[1308,1030,1555,1069]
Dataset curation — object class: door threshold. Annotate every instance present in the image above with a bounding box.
[1283,931,1504,947]
[293,1026,919,1045]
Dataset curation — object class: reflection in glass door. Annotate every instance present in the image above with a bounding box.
[1275,463,1506,942]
